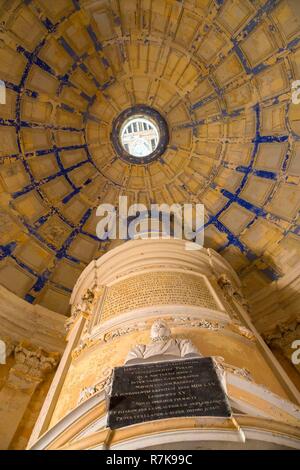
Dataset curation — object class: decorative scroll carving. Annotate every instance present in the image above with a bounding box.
[217,274,250,314]
[172,316,223,331]
[66,284,104,332]
[78,372,113,404]
[103,325,142,342]
[228,323,256,342]
[217,359,253,382]
[76,361,252,408]
[72,316,224,360]
[207,357,253,386]
[74,319,255,410]
[72,312,255,361]
[71,336,103,360]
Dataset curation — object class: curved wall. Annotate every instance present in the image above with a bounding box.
[28,239,300,450]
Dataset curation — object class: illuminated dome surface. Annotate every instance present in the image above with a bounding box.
[0,0,299,314]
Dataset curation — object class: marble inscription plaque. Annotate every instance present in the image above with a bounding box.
[108,357,231,430]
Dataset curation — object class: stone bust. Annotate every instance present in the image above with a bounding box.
[125,320,201,365]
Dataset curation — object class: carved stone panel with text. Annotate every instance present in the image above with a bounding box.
[99,272,218,323]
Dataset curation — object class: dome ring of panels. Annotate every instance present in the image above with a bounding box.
[111,105,169,165]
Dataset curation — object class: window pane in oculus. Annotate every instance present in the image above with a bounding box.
[120,116,160,157]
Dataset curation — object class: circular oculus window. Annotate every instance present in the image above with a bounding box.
[111,105,169,164]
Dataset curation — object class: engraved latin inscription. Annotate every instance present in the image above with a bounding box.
[100,272,217,322]
[108,357,231,429]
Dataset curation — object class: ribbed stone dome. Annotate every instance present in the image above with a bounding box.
[0,0,299,314]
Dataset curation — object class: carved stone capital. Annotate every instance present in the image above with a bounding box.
[262,316,300,366]
[263,317,300,346]
[9,342,60,386]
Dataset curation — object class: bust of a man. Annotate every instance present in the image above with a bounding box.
[125,320,201,365]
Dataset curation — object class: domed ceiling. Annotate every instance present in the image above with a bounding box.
[0,0,300,315]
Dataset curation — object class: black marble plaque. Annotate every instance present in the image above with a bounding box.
[108,357,231,430]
